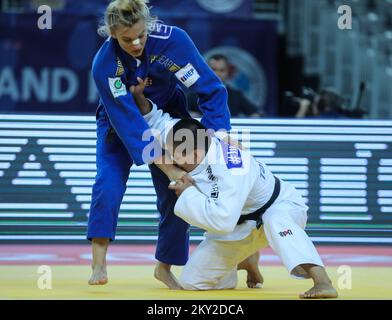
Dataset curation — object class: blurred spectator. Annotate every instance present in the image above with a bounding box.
[187,54,263,118]
[284,87,366,119]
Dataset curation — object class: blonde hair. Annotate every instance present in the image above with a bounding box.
[98,0,157,37]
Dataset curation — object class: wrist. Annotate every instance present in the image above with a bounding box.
[134,94,152,114]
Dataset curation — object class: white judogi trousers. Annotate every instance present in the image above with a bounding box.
[179,200,324,290]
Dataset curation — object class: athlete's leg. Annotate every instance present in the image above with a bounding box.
[179,229,267,290]
[299,264,338,298]
[89,238,109,285]
[149,164,190,289]
[87,112,132,285]
[262,200,338,298]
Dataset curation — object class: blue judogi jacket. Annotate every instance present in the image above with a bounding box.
[92,23,231,166]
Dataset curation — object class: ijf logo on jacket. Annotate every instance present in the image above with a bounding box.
[219,140,243,169]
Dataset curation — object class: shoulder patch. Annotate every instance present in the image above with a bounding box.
[219,140,243,169]
[150,55,158,63]
[175,63,200,88]
[115,57,124,76]
[150,54,181,73]
[108,77,127,98]
[148,23,173,39]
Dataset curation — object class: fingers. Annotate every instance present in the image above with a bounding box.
[178,173,195,184]
[168,180,181,189]
[168,180,184,190]
[168,183,177,190]
[136,77,144,85]
[168,177,193,197]
[181,176,195,185]
[137,77,149,88]
[130,77,148,95]
[168,181,183,197]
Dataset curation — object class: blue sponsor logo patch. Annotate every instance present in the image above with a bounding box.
[220,140,243,169]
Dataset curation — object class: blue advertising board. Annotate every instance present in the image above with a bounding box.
[0,10,278,115]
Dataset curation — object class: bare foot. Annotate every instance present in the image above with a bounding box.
[88,265,108,285]
[238,251,264,289]
[299,283,338,299]
[89,238,109,285]
[299,264,338,299]
[154,263,183,290]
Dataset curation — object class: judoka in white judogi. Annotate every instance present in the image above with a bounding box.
[142,103,325,291]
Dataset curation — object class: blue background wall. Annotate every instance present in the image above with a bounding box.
[0,0,278,115]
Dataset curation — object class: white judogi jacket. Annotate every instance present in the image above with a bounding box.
[144,104,306,241]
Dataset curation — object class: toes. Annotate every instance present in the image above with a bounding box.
[299,291,312,299]
[254,283,263,289]
[300,290,335,299]
[247,281,263,289]
[88,277,108,285]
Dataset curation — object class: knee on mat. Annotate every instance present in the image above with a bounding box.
[179,273,199,290]
[179,271,236,290]
[179,273,211,291]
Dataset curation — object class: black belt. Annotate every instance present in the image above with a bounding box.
[236,176,281,229]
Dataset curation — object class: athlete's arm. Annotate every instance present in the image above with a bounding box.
[169,28,231,132]
[93,63,161,166]
[129,77,152,115]
[124,78,193,183]
[171,172,250,234]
